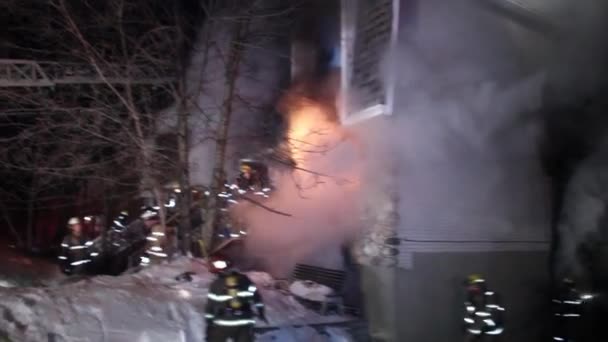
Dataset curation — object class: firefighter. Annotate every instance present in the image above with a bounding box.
[58,217,97,275]
[236,164,253,190]
[218,181,239,208]
[104,211,137,275]
[552,278,588,341]
[140,207,169,266]
[235,164,272,198]
[106,211,131,255]
[463,275,505,341]
[235,164,263,193]
[205,258,267,342]
[86,215,107,274]
[120,208,155,269]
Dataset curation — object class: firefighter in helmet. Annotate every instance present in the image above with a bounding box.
[205,258,267,342]
[108,211,129,247]
[463,274,505,340]
[552,278,589,342]
[58,217,97,275]
[235,162,271,197]
[139,207,169,266]
[236,164,255,191]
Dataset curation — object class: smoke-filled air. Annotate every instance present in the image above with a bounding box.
[239,89,363,276]
[236,0,563,276]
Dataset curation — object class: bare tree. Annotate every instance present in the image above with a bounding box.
[1,0,301,256]
[200,14,252,252]
[1,0,190,249]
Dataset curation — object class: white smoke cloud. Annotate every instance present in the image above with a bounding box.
[357,0,552,246]
[241,0,556,275]
[177,0,608,280]
[541,0,608,280]
[556,140,608,280]
[239,119,363,277]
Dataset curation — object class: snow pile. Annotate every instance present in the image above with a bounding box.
[289,280,334,302]
[257,326,353,342]
[0,278,16,288]
[0,258,351,342]
[248,271,275,288]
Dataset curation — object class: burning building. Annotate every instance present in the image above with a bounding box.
[295,0,606,341]
[159,0,606,340]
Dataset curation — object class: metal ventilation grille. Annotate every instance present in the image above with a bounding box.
[340,0,398,125]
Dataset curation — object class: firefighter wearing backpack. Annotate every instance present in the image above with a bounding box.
[463,274,505,341]
[204,258,267,342]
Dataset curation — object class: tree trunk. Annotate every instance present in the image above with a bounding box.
[26,179,38,251]
[0,200,23,248]
[101,182,110,254]
[177,92,192,255]
[152,185,166,229]
[173,0,194,256]
[201,17,250,254]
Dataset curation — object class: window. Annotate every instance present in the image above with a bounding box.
[340,0,400,125]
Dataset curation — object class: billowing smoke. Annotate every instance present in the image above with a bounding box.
[333,1,555,275]
[239,87,363,277]
[241,0,556,276]
[556,140,608,282]
[197,0,608,280]
[372,0,608,278]
[548,0,608,282]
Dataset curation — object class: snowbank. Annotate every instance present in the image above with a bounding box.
[257,326,353,342]
[0,258,352,342]
[289,280,335,302]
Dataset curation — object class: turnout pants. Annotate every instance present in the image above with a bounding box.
[206,325,254,342]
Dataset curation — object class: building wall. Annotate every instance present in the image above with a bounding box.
[395,251,551,342]
[346,0,556,340]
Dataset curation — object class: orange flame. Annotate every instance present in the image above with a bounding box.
[287,100,338,165]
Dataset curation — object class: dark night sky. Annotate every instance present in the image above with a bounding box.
[0,0,204,230]
[2,0,202,61]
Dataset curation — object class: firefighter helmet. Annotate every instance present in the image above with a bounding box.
[140,207,158,220]
[68,217,81,226]
[112,212,129,230]
[468,274,485,284]
[213,259,229,270]
[562,277,576,289]
[209,255,232,273]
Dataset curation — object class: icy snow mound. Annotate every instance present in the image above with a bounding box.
[257,326,353,342]
[289,280,334,302]
[0,258,350,342]
[0,278,17,288]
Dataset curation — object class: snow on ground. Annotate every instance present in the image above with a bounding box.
[0,240,61,288]
[257,326,353,342]
[0,258,353,342]
[289,280,334,302]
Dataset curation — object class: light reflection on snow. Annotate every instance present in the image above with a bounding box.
[0,258,353,341]
[0,279,15,288]
[178,289,191,299]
